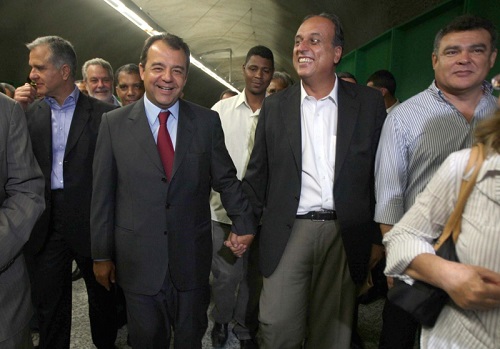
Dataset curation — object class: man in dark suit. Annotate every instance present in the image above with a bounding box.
[0,93,45,349]
[233,13,386,349]
[91,33,256,349]
[14,36,118,349]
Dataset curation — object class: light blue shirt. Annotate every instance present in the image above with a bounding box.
[45,86,79,190]
[143,95,179,150]
[374,80,497,225]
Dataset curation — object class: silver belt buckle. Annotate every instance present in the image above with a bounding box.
[311,211,325,222]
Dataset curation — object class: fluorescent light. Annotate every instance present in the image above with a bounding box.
[102,0,239,93]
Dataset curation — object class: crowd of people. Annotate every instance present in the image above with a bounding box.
[0,10,498,349]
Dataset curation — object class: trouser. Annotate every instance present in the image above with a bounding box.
[379,299,419,349]
[124,269,210,349]
[259,219,357,349]
[0,323,33,349]
[210,221,261,340]
[25,191,117,349]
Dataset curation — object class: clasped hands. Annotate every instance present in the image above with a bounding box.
[224,232,254,258]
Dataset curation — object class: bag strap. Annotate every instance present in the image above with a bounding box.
[434,144,485,250]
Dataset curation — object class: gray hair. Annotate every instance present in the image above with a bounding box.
[26,36,78,79]
[82,58,114,82]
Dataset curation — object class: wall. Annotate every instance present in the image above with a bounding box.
[338,0,500,100]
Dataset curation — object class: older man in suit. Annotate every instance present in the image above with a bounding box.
[91,33,256,349]
[14,36,118,349]
[233,13,387,349]
[0,93,45,349]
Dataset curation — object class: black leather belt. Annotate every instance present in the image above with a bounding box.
[296,210,337,221]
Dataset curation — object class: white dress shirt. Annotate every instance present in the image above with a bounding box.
[297,79,338,214]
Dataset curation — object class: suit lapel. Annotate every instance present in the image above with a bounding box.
[65,94,90,157]
[281,85,302,173]
[172,100,194,179]
[126,98,165,174]
[31,100,53,163]
[335,79,360,180]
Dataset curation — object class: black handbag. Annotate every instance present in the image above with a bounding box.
[387,144,485,327]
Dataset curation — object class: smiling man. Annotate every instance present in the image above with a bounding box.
[236,13,386,349]
[375,15,498,349]
[209,45,273,349]
[83,58,121,106]
[91,33,256,349]
[115,64,144,106]
[13,35,119,349]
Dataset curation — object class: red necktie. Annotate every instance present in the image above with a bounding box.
[157,111,175,180]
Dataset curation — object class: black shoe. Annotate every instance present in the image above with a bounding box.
[71,265,83,281]
[240,338,259,349]
[211,322,228,348]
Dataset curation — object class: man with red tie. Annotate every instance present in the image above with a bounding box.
[91,33,256,349]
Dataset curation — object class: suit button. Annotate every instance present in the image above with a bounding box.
[165,203,170,209]
[294,196,299,201]
[286,224,292,229]
[161,177,167,182]
[164,231,167,235]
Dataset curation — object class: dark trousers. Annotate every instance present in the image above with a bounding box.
[25,191,117,349]
[124,269,210,349]
[378,299,419,349]
[211,221,261,340]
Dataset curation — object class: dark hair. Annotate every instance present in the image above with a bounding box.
[140,33,190,72]
[272,71,294,88]
[219,89,238,100]
[337,72,357,83]
[0,84,5,95]
[115,63,141,82]
[434,14,498,54]
[26,36,78,79]
[303,12,345,48]
[0,83,15,95]
[367,70,397,96]
[245,45,274,68]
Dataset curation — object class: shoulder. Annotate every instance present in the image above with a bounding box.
[78,93,117,114]
[181,99,218,118]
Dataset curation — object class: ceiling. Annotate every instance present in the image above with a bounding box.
[0,0,446,108]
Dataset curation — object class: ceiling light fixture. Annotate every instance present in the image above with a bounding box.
[102,0,239,93]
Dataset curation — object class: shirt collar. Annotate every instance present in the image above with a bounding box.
[144,94,180,126]
[44,85,80,109]
[430,79,494,101]
[299,75,338,105]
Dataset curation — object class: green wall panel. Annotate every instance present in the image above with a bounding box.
[338,0,500,100]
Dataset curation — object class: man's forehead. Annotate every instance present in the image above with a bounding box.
[439,29,492,47]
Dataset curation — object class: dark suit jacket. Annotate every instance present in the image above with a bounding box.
[0,94,45,341]
[91,97,255,295]
[24,92,116,257]
[243,80,386,284]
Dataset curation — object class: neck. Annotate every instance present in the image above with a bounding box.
[245,89,266,112]
[438,84,484,122]
[302,76,335,99]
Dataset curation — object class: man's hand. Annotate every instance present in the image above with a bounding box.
[441,263,500,311]
[369,244,385,270]
[14,83,37,111]
[93,260,116,291]
[224,232,254,258]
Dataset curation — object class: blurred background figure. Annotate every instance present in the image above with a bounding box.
[367,70,400,113]
[337,71,357,83]
[0,83,16,98]
[266,71,294,96]
[75,80,88,95]
[114,63,144,106]
[82,58,121,106]
[219,89,238,100]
